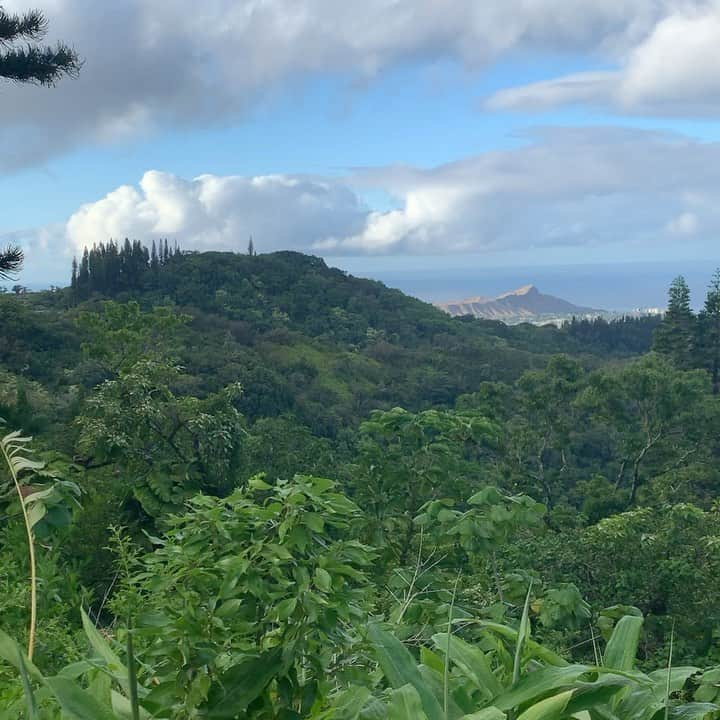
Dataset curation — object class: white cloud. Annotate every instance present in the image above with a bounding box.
[487,2,720,115]
[43,127,720,266]
[328,127,720,254]
[668,211,699,235]
[65,170,368,253]
[0,0,706,170]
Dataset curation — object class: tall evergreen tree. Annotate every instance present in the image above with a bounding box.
[0,6,80,278]
[248,236,255,256]
[150,240,160,283]
[0,5,81,85]
[653,275,696,368]
[77,247,90,297]
[0,244,23,280]
[697,269,720,394]
[70,257,78,291]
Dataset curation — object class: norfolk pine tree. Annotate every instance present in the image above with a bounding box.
[0,4,81,276]
[654,275,696,368]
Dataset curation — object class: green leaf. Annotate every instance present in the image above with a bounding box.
[603,615,643,671]
[81,608,130,694]
[368,624,444,720]
[493,665,592,711]
[216,599,243,617]
[670,703,720,720]
[479,623,567,667]
[432,633,503,699]
[111,690,151,720]
[249,475,272,490]
[460,710,507,720]
[327,686,373,720]
[387,684,429,720]
[314,567,332,591]
[45,676,118,720]
[516,689,574,720]
[276,597,298,620]
[25,502,47,530]
[204,648,281,718]
[0,628,43,682]
[513,584,533,686]
[17,646,38,720]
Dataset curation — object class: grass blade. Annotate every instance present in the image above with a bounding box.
[368,623,444,720]
[513,583,533,688]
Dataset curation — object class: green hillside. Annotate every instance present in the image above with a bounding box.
[3,251,720,718]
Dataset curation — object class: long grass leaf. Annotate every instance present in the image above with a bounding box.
[17,646,38,720]
[513,584,533,687]
[516,689,574,720]
[369,624,444,720]
[388,684,429,720]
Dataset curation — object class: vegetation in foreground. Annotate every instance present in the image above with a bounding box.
[1,249,720,717]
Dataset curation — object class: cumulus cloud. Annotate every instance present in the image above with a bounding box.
[0,0,704,170]
[325,127,720,254]
[65,171,368,253]
[487,2,720,115]
[44,127,720,266]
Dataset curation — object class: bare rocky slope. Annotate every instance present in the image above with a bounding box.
[437,284,602,322]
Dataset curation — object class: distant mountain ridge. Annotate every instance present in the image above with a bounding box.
[437,284,602,322]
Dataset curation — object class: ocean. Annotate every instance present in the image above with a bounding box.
[331,259,715,312]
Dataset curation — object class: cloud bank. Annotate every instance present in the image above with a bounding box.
[488,2,720,115]
[47,128,720,265]
[1,0,713,171]
[66,171,368,254]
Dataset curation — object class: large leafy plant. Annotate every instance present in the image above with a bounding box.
[109,474,375,718]
[0,423,80,661]
[331,614,720,720]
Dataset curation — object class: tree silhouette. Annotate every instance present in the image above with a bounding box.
[0,245,23,280]
[0,5,81,277]
[0,5,81,85]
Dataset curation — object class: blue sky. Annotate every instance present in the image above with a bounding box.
[3,0,720,289]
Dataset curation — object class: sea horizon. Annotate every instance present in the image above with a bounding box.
[333,258,716,312]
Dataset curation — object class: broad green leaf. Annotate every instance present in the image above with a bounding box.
[387,684,429,720]
[460,709,506,720]
[249,475,272,490]
[81,608,130,694]
[421,647,446,675]
[670,703,720,719]
[418,665,466,717]
[315,567,332,591]
[368,624,444,720]
[493,665,591,711]
[204,648,281,718]
[432,633,502,699]
[276,597,298,620]
[45,676,118,720]
[326,686,373,720]
[25,502,47,530]
[603,615,643,671]
[111,690,151,720]
[216,599,243,617]
[479,623,568,667]
[0,628,43,681]
[516,689,574,720]
[17,646,38,720]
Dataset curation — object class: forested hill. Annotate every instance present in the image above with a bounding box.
[6,248,720,704]
[5,250,655,440]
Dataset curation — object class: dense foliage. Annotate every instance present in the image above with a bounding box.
[2,249,720,717]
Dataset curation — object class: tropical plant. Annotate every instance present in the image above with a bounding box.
[0,422,80,661]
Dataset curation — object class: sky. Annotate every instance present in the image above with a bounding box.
[2,0,720,293]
